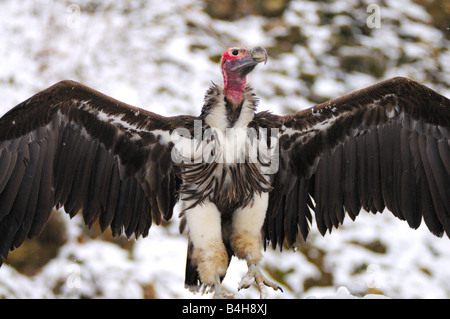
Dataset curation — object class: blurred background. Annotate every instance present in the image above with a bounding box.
[0,0,449,298]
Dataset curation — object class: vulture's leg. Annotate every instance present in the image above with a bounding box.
[184,200,230,296]
[230,192,282,298]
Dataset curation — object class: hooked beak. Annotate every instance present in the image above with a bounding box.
[230,47,268,76]
[250,46,268,65]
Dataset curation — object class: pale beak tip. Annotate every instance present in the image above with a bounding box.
[251,47,268,65]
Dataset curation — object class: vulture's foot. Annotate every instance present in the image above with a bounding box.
[238,264,283,299]
[213,276,237,299]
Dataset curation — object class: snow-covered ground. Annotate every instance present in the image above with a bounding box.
[0,0,449,299]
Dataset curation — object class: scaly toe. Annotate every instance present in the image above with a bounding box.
[213,276,240,299]
[238,264,283,298]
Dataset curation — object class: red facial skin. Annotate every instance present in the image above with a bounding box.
[221,48,251,107]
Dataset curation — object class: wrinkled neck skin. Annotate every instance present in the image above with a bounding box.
[223,70,247,107]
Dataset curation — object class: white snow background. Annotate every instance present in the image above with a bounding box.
[0,0,449,299]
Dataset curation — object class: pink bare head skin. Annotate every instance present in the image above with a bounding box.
[220,47,267,107]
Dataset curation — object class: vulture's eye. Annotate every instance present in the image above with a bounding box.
[232,50,239,56]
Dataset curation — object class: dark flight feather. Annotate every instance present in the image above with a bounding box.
[259,77,450,249]
[0,80,194,263]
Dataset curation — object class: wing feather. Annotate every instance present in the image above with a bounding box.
[314,151,328,235]
[83,143,111,227]
[426,136,450,213]
[125,180,144,238]
[356,133,370,213]
[297,177,312,241]
[392,121,404,218]
[259,77,450,249]
[9,140,40,246]
[28,124,59,239]
[100,161,120,232]
[65,138,98,217]
[399,127,419,228]
[0,80,195,263]
[438,139,450,175]
[0,140,20,195]
[368,128,384,213]
[0,137,27,223]
[409,131,442,236]
[0,149,13,188]
[331,144,345,226]
[284,178,299,246]
[54,123,76,203]
[342,137,359,219]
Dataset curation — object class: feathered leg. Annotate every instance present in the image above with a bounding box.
[230,192,282,298]
[184,199,231,297]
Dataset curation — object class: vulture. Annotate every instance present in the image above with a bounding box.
[0,46,449,298]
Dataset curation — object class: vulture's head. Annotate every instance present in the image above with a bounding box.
[220,46,267,106]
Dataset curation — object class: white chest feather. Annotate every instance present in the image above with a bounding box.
[204,96,255,131]
[205,97,228,131]
[234,99,256,129]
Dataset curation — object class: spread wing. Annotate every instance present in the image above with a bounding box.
[0,80,195,263]
[259,77,450,249]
